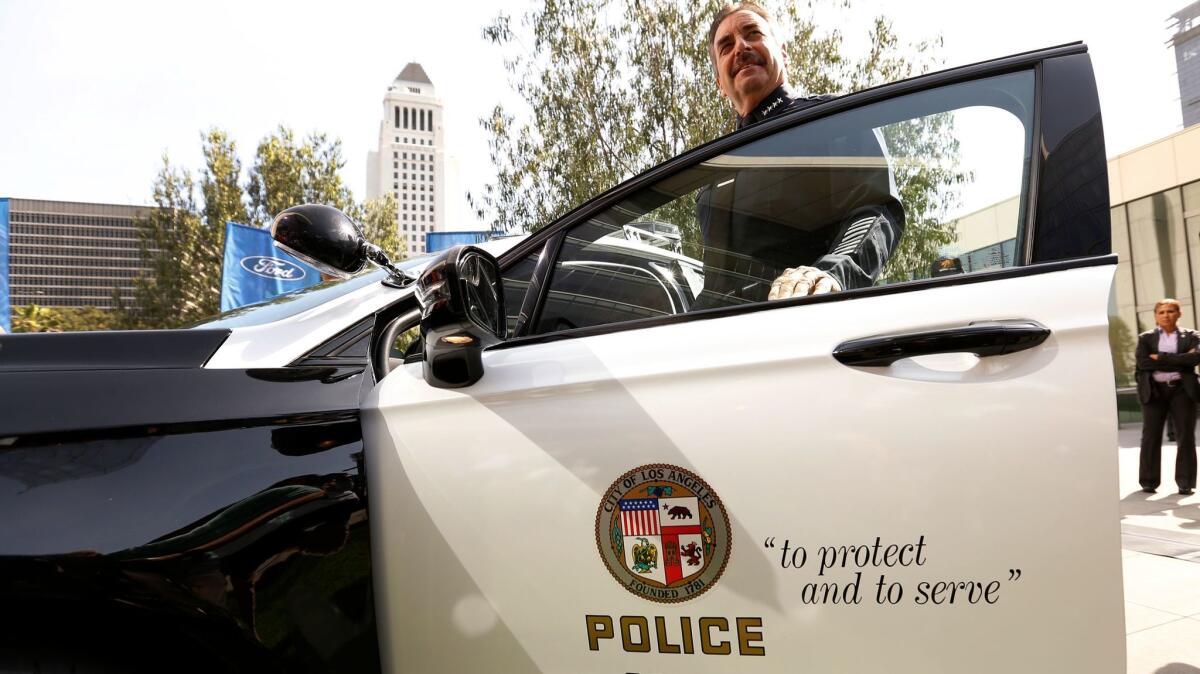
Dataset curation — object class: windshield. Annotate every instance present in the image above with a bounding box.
[192,255,432,329]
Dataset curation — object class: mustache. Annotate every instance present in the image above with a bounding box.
[730,52,764,76]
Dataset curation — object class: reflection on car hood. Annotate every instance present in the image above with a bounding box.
[193,235,528,331]
[203,234,528,369]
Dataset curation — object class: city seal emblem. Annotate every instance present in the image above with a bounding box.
[595,464,731,603]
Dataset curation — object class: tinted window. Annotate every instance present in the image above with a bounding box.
[536,260,677,333]
[531,71,1035,335]
[502,248,540,335]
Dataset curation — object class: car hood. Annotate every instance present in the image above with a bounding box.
[0,329,231,372]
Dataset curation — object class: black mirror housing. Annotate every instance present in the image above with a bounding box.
[416,245,505,388]
[271,204,367,279]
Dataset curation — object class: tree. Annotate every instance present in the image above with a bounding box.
[1110,315,1137,388]
[11,304,124,332]
[246,127,304,225]
[355,193,405,260]
[847,18,967,283]
[876,111,968,283]
[129,131,247,328]
[301,132,356,214]
[128,126,380,328]
[475,0,964,278]
[130,155,214,327]
[201,128,250,231]
[246,126,355,226]
[174,129,249,319]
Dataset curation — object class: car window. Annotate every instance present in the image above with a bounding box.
[502,247,540,335]
[533,230,702,333]
[529,70,1035,335]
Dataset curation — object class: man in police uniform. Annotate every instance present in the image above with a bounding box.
[699,2,903,303]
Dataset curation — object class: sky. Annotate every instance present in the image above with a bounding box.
[0,0,1186,230]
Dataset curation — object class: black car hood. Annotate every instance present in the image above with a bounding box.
[0,329,231,372]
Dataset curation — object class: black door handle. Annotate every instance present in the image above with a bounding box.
[832,320,1050,367]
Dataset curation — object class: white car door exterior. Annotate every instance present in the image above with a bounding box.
[362,45,1123,673]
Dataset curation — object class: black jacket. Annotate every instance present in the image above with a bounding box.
[695,84,904,305]
[1135,328,1200,404]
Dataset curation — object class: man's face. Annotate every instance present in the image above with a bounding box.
[712,10,787,116]
[1156,303,1182,331]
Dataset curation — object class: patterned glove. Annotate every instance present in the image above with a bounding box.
[767,266,842,300]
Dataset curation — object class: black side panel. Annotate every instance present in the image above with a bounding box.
[0,329,231,372]
[1032,53,1111,262]
[0,368,379,673]
[1,366,358,437]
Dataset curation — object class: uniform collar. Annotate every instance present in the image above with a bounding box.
[736,84,796,129]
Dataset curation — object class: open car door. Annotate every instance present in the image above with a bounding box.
[363,44,1122,673]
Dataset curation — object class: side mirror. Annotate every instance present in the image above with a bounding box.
[271,204,366,278]
[271,204,404,282]
[415,245,505,388]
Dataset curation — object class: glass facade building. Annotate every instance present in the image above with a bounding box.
[1173,2,1200,129]
[1109,118,1200,394]
[1109,187,1200,387]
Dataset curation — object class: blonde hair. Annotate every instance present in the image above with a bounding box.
[1155,298,1183,313]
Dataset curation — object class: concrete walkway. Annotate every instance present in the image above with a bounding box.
[1118,425,1200,673]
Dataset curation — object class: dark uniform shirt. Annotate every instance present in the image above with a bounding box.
[736,84,831,129]
[695,84,905,306]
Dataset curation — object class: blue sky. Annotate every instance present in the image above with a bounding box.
[0,0,1184,228]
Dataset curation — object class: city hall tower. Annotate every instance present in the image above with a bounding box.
[366,63,445,255]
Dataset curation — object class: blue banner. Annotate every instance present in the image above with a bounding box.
[0,198,9,333]
[426,230,492,253]
[220,221,320,312]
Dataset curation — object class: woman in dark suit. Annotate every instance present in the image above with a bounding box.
[1136,298,1200,495]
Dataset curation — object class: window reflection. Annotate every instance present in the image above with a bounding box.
[1128,188,1193,331]
[1109,204,1137,388]
[1183,181,1200,337]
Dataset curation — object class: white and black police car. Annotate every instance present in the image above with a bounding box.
[0,44,1123,673]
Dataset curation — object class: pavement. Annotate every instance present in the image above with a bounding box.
[1118,424,1200,673]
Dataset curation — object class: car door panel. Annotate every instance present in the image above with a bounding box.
[362,259,1121,673]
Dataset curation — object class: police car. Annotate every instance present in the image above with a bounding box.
[0,43,1122,673]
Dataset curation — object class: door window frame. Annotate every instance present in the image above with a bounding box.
[489,43,1110,348]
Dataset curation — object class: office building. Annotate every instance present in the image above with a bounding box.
[1,198,149,310]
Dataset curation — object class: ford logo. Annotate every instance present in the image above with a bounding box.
[240,256,307,281]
